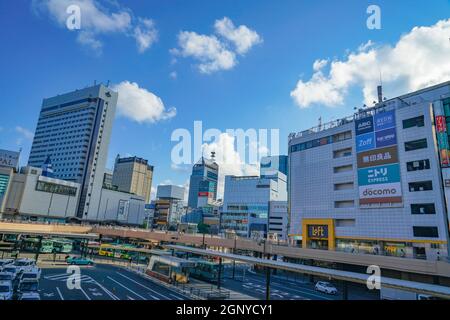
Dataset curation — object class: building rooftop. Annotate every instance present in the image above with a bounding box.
[288,81,450,142]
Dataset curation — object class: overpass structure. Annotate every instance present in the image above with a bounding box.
[1,221,450,281]
[165,244,450,300]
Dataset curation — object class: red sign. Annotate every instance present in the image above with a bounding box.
[198,192,209,197]
[436,116,447,133]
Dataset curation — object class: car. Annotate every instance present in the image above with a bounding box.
[1,266,19,280]
[0,272,15,282]
[19,268,41,283]
[315,281,338,295]
[0,280,13,300]
[0,259,14,270]
[17,279,39,295]
[65,256,94,266]
[18,292,41,300]
[13,258,36,274]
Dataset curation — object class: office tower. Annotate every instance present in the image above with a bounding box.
[28,84,118,219]
[220,172,287,238]
[112,155,154,203]
[260,155,288,177]
[288,81,450,260]
[187,156,219,209]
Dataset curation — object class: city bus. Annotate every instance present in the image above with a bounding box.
[22,238,54,253]
[98,244,134,260]
[51,239,73,253]
[188,259,222,283]
[145,255,196,284]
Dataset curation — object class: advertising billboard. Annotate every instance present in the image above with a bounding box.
[356,132,375,153]
[359,183,403,205]
[0,150,20,169]
[355,110,402,208]
[117,200,130,220]
[435,115,450,167]
[357,146,399,168]
[355,116,374,135]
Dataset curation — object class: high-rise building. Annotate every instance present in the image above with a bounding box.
[220,172,287,238]
[260,155,288,178]
[288,81,450,261]
[187,156,219,209]
[151,184,186,228]
[28,84,118,219]
[112,155,154,203]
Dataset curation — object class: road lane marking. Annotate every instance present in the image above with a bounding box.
[106,276,146,300]
[56,287,64,300]
[93,281,119,300]
[169,293,184,300]
[79,286,91,300]
[243,276,333,300]
[115,272,172,300]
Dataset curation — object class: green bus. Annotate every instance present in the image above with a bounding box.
[52,239,73,253]
[188,259,221,283]
[22,238,54,253]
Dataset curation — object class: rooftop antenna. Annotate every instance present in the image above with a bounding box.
[318,116,322,129]
[377,70,383,104]
[106,80,110,87]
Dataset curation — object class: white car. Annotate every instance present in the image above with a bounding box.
[1,266,19,280]
[0,259,14,270]
[19,268,41,283]
[0,272,15,282]
[315,281,338,295]
[13,258,36,274]
[0,280,13,300]
[19,292,41,300]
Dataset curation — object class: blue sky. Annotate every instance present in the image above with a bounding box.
[1,0,450,198]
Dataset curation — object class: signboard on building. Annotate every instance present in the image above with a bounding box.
[435,115,450,167]
[117,200,130,220]
[356,146,399,168]
[307,225,329,239]
[355,110,402,208]
[0,150,19,169]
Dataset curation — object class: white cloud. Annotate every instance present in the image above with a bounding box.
[112,81,176,124]
[172,17,261,74]
[15,126,34,146]
[201,133,259,199]
[133,18,158,53]
[15,126,34,140]
[214,17,262,54]
[169,71,178,80]
[32,0,157,54]
[291,19,450,109]
[174,31,237,74]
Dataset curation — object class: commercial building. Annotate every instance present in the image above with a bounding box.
[221,173,287,238]
[288,82,450,260]
[27,84,118,220]
[187,156,219,209]
[1,166,80,221]
[260,155,288,178]
[151,185,186,228]
[268,201,288,241]
[112,155,154,203]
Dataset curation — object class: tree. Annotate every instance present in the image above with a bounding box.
[197,223,210,234]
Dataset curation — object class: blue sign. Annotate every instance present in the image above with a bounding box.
[374,111,396,131]
[358,163,401,186]
[356,132,375,153]
[376,127,397,148]
[355,116,374,136]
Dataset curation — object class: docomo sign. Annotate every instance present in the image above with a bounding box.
[359,182,402,203]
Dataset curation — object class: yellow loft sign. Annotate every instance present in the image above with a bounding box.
[302,219,335,250]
